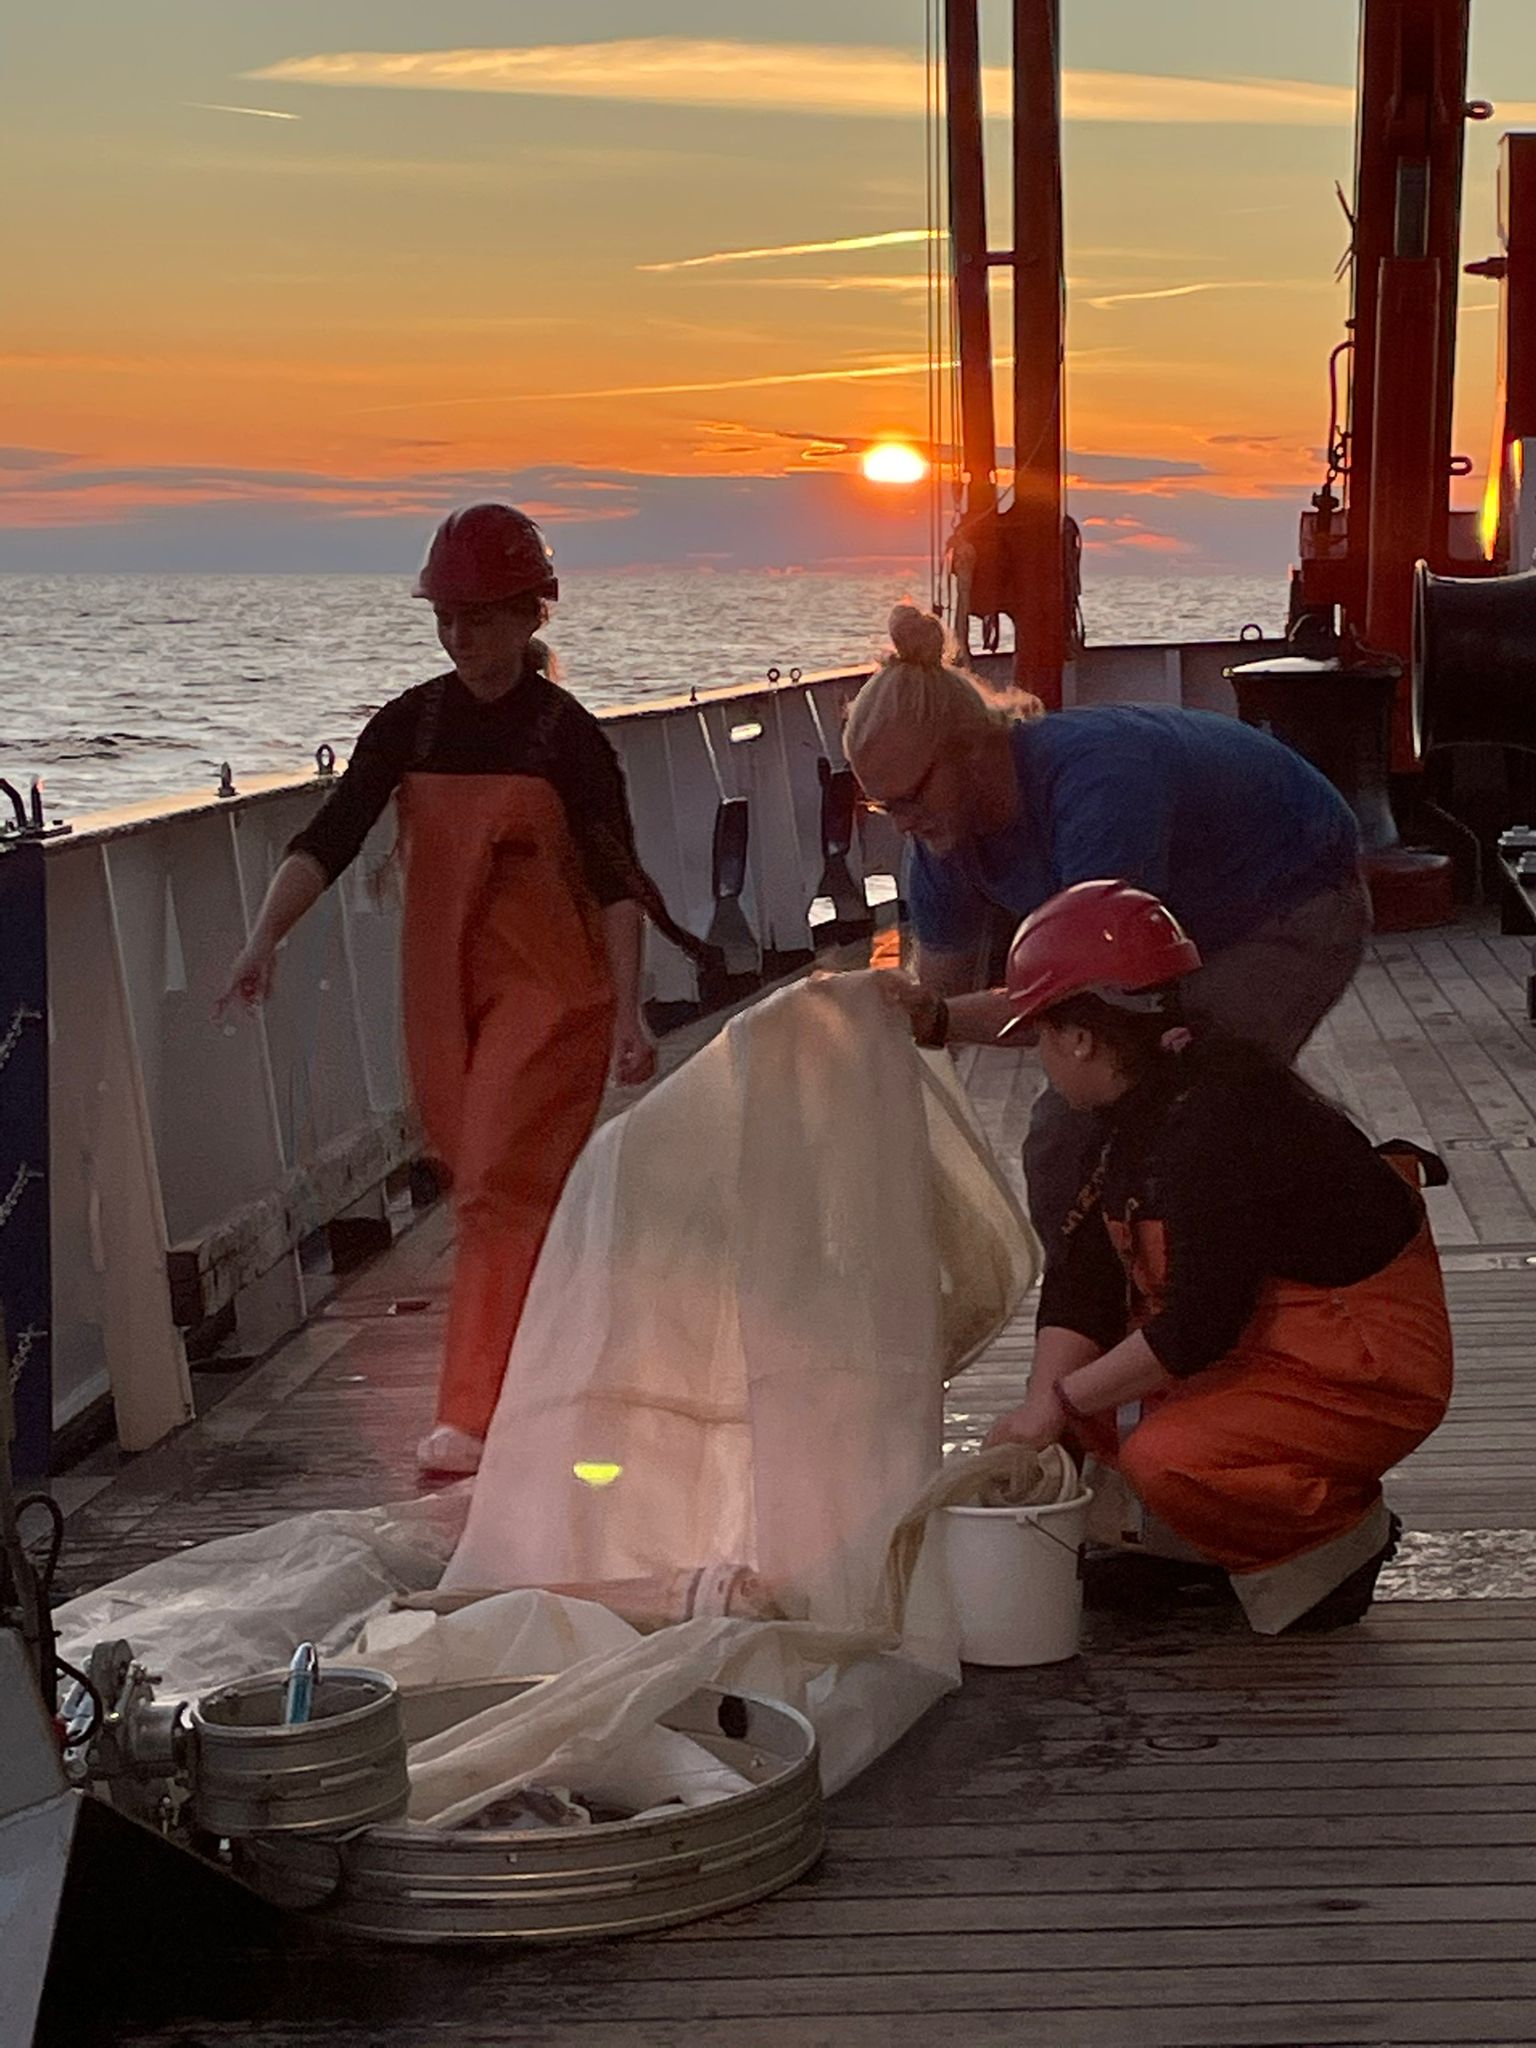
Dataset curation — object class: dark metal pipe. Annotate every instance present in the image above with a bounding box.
[945,0,997,517]
[1010,0,1066,702]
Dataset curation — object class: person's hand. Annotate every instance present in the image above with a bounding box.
[612,1011,658,1087]
[983,1386,1066,1452]
[860,968,945,1042]
[214,942,276,1018]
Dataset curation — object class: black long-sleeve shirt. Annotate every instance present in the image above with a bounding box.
[288,668,641,907]
[1037,1054,1423,1376]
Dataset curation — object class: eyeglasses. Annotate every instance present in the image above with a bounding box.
[859,754,941,819]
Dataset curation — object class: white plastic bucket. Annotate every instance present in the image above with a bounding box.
[939,1489,1094,1667]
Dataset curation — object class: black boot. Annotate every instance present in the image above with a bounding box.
[1283,1512,1403,1635]
[1080,1547,1236,1613]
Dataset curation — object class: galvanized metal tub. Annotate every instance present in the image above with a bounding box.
[240,1679,824,1942]
[188,1666,409,1838]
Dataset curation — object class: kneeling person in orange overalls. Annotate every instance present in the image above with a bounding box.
[220,505,656,1480]
[902,879,1453,1634]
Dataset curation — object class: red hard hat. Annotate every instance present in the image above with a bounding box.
[413,503,559,605]
[1000,880,1201,1037]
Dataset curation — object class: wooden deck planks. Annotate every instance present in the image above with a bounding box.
[49,915,1536,2047]
[1323,924,1536,1245]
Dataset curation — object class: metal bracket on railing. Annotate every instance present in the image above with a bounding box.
[217,763,237,800]
[818,757,858,862]
[712,797,751,904]
[815,758,874,943]
[704,796,761,980]
[0,778,71,844]
[315,744,337,779]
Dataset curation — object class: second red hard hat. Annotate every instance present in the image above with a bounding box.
[1001,879,1202,1035]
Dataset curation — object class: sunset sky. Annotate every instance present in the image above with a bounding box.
[5,1,1535,575]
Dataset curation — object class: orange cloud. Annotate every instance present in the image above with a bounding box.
[1079,514,1195,557]
[0,479,429,527]
[1118,530,1192,553]
[516,496,635,526]
[183,102,300,122]
[0,454,1315,576]
[249,42,1452,127]
[1083,279,1321,311]
[639,230,940,274]
[355,355,944,416]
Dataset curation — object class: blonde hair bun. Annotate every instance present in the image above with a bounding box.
[887,603,947,668]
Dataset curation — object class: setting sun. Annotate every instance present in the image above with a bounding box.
[861,441,930,486]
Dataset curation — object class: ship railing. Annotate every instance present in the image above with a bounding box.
[1,641,1263,1473]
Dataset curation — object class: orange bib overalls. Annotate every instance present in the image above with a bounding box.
[1072,1200,1453,1631]
[398,773,615,1439]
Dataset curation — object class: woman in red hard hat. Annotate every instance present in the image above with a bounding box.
[897,879,1453,1633]
[220,503,657,1479]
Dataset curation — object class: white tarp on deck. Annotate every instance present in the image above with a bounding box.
[55,975,1040,1800]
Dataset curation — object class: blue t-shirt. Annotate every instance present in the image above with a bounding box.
[908,706,1360,957]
